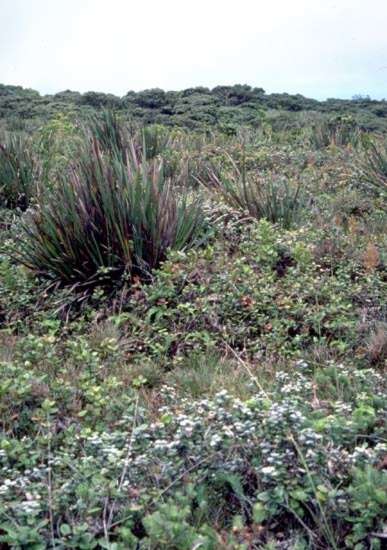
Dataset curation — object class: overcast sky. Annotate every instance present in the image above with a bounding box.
[1,0,386,100]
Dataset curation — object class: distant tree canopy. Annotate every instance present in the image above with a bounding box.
[0,83,386,133]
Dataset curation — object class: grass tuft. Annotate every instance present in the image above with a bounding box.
[15,137,205,294]
[0,133,37,210]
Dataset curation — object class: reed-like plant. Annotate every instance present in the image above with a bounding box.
[16,139,204,293]
[359,136,387,196]
[0,134,37,210]
[142,124,174,159]
[200,154,303,228]
[309,116,360,149]
[87,113,179,172]
[86,110,126,159]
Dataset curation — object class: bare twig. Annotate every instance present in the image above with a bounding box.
[223,341,269,397]
[104,394,140,540]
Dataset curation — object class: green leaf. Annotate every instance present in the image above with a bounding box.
[253,502,268,523]
[60,524,71,536]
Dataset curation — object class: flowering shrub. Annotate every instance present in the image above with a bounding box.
[0,348,386,548]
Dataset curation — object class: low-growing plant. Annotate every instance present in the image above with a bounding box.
[117,218,379,366]
[1,115,386,549]
[0,352,385,548]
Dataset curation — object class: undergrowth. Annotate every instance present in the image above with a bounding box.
[0,118,386,549]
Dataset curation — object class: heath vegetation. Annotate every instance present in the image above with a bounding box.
[0,91,386,549]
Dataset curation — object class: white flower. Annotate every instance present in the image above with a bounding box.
[209,434,222,448]
[260,466,277,476]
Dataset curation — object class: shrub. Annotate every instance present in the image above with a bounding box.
[36,113,81,189]
[119,218,377,365]
[0,133,37,210]
[15,139,205,294]
[0,353,385,548]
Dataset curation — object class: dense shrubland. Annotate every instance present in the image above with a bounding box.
[0,108,386,548]
[1,83,387,134]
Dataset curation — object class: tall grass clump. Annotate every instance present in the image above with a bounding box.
[16,138,204,294]
[87,112,183,180]
[0,134,37,210]
[142,124,174,159]
[86,110,126,159]
[200,154,303,228]
[359,136,387,197]
[308,116,360,149]
[87,111,173,159]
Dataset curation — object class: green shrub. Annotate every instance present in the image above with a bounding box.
[0,352,385,548]
[15,140,205,294]
[0,133,37,210]
[36,113,81,189]
[119,219,377,365]
[344,466,387,548]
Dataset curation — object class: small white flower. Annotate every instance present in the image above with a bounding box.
[261,466,277,476]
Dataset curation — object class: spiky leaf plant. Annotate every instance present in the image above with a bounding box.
[86,110,127,160]
[142,124,174,159]
[0,134,37,210]
[309,116,360,149]
[87,112,176,166]
[16,139,204,294]
[359,136,387,197]
[200,154,303,229]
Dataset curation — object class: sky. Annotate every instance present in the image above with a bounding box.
[1,0,387,100]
